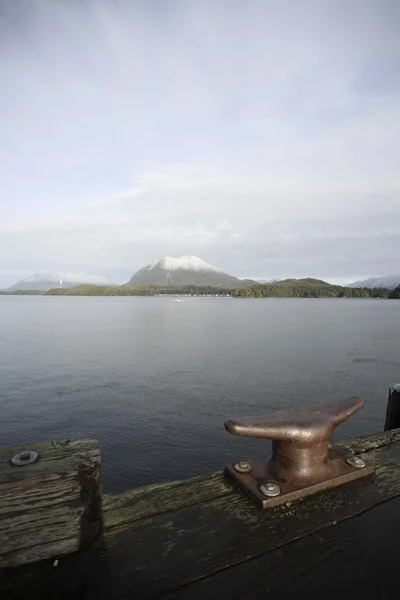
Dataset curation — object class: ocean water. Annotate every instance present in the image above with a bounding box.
[1,295,399,493]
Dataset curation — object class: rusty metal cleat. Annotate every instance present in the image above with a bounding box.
[224,396,374,508]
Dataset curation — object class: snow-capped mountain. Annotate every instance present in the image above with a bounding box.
[347,275,400,290]
[6,271,112,292]
[125,256,255,287]
[147,256,222,273]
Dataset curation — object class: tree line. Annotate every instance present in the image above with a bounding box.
[5,279,400,299]
[236,280,392,298]
[45,284,234,296]
[389,285,400,299]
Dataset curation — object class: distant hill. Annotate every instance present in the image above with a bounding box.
[236,277,391,298]
[277,277,332,286]
[347,275,400,290]
[6,271,113,292]
[124,256,256,288]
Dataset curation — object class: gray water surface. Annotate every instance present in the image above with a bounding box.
[1,296,399,492]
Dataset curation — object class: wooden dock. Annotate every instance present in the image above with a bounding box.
[2,390,400,599]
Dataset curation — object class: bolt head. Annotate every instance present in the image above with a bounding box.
[11,450,39,466]
[234,461,252,474]
[346,455,366,469]
[260,482,281,497]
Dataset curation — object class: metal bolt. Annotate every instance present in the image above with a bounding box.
[346,455,366,469]
[260,482,281,497]
[11,450,39,466]
[234,461,252,474]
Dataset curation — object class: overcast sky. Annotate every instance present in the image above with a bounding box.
[1,0,399,287]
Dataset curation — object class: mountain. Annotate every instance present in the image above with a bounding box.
[124,256,256,287]
[347,275,400,290]
[6,271,112,292]
[277,278,332,286]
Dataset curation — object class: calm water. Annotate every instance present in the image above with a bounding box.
[1,296,399,493]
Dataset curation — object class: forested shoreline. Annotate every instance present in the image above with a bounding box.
[3,278,400,299]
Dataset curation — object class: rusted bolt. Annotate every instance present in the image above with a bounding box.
[346,456,366,469]
[234,461,252,473]
[11,450,39,466]
[260,482,281,497]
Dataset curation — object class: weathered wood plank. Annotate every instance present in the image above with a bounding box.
[4,497,400,600]
[103,471,234,530]
[101,431,400,532]
[2,430,400,599]
[0,439,101,568]
[3,434,400,599]
[96,442,400,598]
[0,439,99,483]
[339,427,400,453]
[165,496,400,600]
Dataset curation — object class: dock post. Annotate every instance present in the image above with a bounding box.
[0,439,102,568]
[384,384,400,431]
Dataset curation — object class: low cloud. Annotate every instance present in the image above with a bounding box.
[26,271,112,284]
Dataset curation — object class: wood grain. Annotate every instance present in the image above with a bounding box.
[339,427,400,453]
[2,430,400,599]
[0,431,400,600]
[165,496,400,600]
[103,471,234,530]
[95,442,400,598]
[0,439,101,568]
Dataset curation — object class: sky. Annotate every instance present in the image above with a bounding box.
[0,0,399,287]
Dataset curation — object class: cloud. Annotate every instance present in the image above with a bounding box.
[25,271,112,284]
[0,0,399,286]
